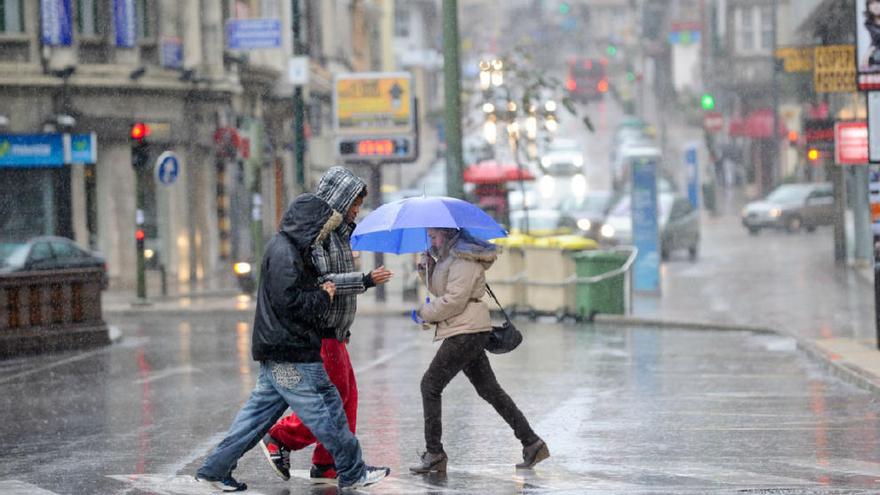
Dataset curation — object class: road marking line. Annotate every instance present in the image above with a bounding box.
[133,365,203,384]
[107,474,270,495]
[0,347,110,385]
[0,480,59,494]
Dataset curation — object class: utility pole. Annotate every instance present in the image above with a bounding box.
[442,0,464,199]
[770,0,780,193]
[292,0,306,193]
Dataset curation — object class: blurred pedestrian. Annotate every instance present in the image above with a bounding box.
[260,167,392,485]
[195,193,389,492]
[409,227,549,474]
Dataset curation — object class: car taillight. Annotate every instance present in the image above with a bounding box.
[597,79,609,93]
[566,77,577,91]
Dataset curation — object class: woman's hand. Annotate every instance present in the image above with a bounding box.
[417,251,435,271]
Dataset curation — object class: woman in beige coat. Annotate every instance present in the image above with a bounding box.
[408,227,549,474]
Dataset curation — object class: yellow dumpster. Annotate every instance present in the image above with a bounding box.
[486,235,534,312]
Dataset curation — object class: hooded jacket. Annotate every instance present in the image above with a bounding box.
[251,194,342,363]
[313,166,371,341]
[418,232,498,341]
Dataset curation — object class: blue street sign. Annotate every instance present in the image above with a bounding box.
[41,0,72,46]
[114,0,136,48]
[685,143,699,210]
[631,158,660,293]
[161,37,183,69]
[0,134,65,167]
[155,151,180,186]
[65,133,97,164]
[226,19,282,50]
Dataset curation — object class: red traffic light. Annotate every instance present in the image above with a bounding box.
[135,229,145,241]
[131,122,151,141]
[787,130,799,143]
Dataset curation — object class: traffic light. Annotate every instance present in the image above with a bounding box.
[559,1,570,14]
[131,122,150,170]
[606,44,618,57]
[700,93,716,111]
[787,130,799,146]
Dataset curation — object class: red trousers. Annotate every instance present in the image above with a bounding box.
[268,338,358,466]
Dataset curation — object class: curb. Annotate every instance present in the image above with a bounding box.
[592,314,880,396]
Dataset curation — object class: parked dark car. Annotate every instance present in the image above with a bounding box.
[741,182,834,234]
[601,193,701,261]
[0,236,108,287]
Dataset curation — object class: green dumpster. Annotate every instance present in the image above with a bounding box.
[573,250,629,318]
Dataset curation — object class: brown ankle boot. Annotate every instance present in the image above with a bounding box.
[409,451,448,474]
[516,439,550,469]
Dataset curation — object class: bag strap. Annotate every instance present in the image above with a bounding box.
[485,283,512,325]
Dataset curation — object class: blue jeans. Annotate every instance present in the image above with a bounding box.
[197,361,365,486]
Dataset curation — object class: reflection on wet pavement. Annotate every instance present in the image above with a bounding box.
[1,314,880,494]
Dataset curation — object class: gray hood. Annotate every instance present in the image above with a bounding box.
[315,167,367,221]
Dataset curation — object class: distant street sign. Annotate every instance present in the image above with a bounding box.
[226,19,282,50]
[835,121,868,165]
[703,111,724,133]
[334,72,417,163]
[288,56,309,85]
[774,46,813,73]
[155,151,180,185]
[813,45,856,93]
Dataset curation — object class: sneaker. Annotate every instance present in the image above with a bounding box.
[515,438,550,469]
[309,463,338,485]
[258,434,290,481]
[340,465,390,490]
[194,474,247,492]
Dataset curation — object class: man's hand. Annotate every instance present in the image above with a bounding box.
[321,281,337,301]
[369,266,393,286]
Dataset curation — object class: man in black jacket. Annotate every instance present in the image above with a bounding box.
[195,194,390,492]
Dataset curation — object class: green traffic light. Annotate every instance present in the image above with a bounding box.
[700,93,715,110]
[626,71,635,82]
[559,2,570,14]
[606,44,618,57]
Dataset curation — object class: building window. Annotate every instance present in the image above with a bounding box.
[759,5,773,51]
[136,0,152,40]
[736,5,775,54]
[394,8,409,38]
[0,0,24,34]
[76,0,100,36]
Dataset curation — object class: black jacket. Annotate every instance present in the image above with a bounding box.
[251,193,341,363]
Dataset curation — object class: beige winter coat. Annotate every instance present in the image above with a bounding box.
[417,237,498,341]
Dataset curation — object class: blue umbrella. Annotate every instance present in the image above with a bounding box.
[351,196,507,254]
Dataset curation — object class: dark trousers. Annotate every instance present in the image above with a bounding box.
[420,332,539,454]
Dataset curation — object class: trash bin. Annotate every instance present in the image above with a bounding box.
[572,250,630,319]
[487,235,533,312]
[524,236,597,319]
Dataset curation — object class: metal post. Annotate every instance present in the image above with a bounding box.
[292,0,306,193]
[770,0,780,189]
[442,0,464,199]
[135,168,147,301]
[833,165,847,264]
[370,163,386,302]
[854,166,872,264]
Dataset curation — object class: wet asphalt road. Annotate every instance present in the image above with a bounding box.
[2,313,880,494]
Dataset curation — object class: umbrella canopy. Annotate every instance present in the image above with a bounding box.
[463,160,535,184]
[351,196,507,254]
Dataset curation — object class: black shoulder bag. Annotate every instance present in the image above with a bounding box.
[484,284,523,354]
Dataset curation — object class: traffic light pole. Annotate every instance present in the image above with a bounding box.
[292,0,306,193]
[442,0,464,199]
[135,166,147,303]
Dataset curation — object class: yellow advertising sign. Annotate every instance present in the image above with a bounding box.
[775,46,813,73]
[335,73,413,135]
[813,45,856,93]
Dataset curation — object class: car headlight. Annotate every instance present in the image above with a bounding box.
[540,157,551,168]
[600,224,616,238]
[573,155,584,167]
[234,262,252,275]
[770,208,782,218]
[741,207,748,217]
[577,218,592,231]
[144,249,154,260]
